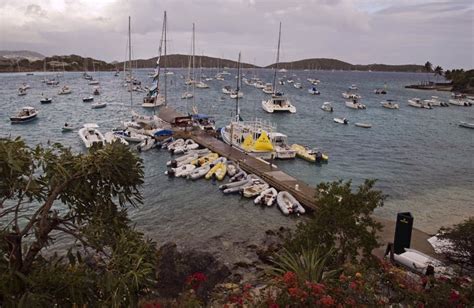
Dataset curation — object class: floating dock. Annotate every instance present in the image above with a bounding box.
[176,130,319,210]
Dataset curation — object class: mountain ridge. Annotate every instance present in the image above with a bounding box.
[0,50,426,73]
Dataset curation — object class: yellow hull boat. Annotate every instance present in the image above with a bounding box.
[205,162,227,180]
[192,153,219,166]
[291,144,328,163]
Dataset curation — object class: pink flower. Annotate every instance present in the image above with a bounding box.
[283,271,297,286]
[449,289,460,303]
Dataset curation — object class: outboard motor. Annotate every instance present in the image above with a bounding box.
[315,152,323,163]
[170,160,178,168]
[167,168,176,178]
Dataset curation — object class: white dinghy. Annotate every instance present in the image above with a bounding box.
[167,164,196,177]
[277,191,305,215]
[242,175,269,198]
[137,137,157,152]
[188,164,211,180]
[254,187,278,207]
[104,132,129,146]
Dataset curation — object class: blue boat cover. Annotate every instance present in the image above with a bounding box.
[154,129,173,136]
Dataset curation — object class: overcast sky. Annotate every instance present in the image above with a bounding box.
[1,0,472,68]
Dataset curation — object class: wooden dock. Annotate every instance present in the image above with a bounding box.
[177,130,319,210]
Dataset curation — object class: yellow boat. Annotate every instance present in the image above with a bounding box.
[205,162,227,180]
[192,153,219,166]
[291,144,328,163]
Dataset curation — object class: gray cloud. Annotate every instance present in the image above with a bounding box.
[1,0,472,69]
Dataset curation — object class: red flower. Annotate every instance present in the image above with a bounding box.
[185,272,208,290]
[319,295,335,306]
[288,287,301,298]
[450,289,460,303]
[339,274,347,282]
[311,283,325,295]
[349,281,358,290]
[269,303,279,308]
[243,283,252,291]
[283,271,297,286]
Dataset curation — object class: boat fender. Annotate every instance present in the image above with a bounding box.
[170,160,178,168]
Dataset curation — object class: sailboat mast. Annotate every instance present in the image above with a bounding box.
[128,16,133,107]
[236,52,241,118]
[192,23,196,110]
[272,22,282,94]
[163,11,168,106]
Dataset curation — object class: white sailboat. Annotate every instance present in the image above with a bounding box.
[88,61,100,85]
[262,22,296,114]
[142,12,167,108]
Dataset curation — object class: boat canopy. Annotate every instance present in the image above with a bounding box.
[154,129,173,137]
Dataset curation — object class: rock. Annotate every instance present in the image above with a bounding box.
[156,242,231,302]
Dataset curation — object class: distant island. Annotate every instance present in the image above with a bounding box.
[0,50,431,73]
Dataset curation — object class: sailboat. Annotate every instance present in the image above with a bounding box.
[261,22,296,114]
[195,56,209,89]
[142,13,167,108]
[230,59,243,99]
[181,41,194,99]
[89,61,100,85]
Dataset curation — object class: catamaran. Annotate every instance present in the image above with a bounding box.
[262,22,296,114]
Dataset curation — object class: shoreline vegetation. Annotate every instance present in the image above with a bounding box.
[1,51,431,73]
[1,139,472,306]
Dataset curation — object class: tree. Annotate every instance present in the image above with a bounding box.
[0,138,156,306]
[438,217,474,273]
[434,65,444,81]
[285,180,385,265]
[424,61,433,73]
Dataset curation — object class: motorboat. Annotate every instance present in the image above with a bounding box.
[345,99,366,109]
[230,90,243,99]
[342,92,361,99]
[254,187,278,206]
[78,123,105,148]
[424,96,448,107]
[355,122,372,128]
[104,131,129,145]
[142,94,165,108]
[62,123,74,132]
[334,117,348,124]
[18,88,27,96]
[262,92,296,113]
[205,162,227,180]
[349,84,358,90]
[308,87,320,95]
[88,80,100,85]
[91,101,107,109]
[137,137,157,152]
[192,152,219,166]
[181,92,193,99]
[242,175,269,198]
[167,164,196,178]
[46,79,59,86]
[19,83,30,90]
[321,102,333,112]
[278,80,285,85]
[459,121,474,129]
[222,86,232,95]
[381,99,399,109]
[262,83,273,94]
[192,114,216,131]
[255,81,265,89]
[83,96,94,102]
[10,106,38,124]
[172,139,199,154]
[220,119,276,160]
[449,98,472,107]
[40,97,52,104]
[188,164,211,180]
[195,81,209,89]
[374,88,387,94]
[286,79,294,84]
[293,82,302,89]
[277,191,305,215]
[269,132,296,159]
[113,129,148,143]
[58,85,72,95]
[291,144,328,163]
[408,98,432,109]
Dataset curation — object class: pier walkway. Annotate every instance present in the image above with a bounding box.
[177,130,319,210]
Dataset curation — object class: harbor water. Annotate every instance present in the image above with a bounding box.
[1,69,473,257]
